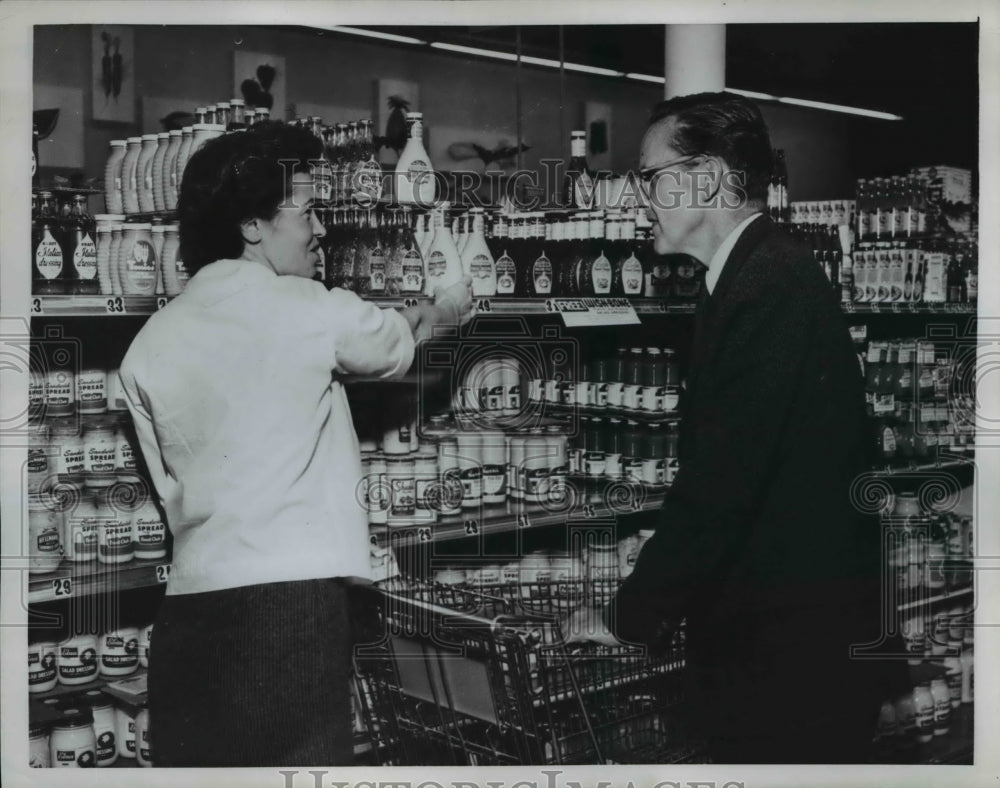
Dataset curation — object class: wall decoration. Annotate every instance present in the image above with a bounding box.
[584,101,613,172]
[234,50,287,121]
[91,26,135,123]
[375,79,420,165]
[34,84,85,169]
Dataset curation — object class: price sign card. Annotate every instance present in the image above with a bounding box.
[550,298,641,327]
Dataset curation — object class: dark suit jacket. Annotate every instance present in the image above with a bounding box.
[609,216,897,734]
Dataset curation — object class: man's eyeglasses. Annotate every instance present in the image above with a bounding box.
[638,154,703,189]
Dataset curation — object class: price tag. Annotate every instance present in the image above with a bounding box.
[581,504,597,519]
[891,303,902,314]
[476,298,492,313]
[463,520,480,535]
[545,299,557,313]
[551,298,641,328]
[907,303,918,313]
[105,296,127,315]
[31,298,44,315]
[517,513,531,529]
[52,578,72,598]
[369,533,379,546]
[417,527,432,543]
[843,302,856,313]
[869,303,880,314]
[657,300,668,313]
[156,297,169,311]
[155,564,171,583]
[402,297,419,308]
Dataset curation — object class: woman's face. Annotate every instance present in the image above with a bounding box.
[257,173,325,278]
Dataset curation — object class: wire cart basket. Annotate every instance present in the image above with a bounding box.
[351,576,709,765]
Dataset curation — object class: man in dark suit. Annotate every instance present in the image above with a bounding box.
[566,93,904,763]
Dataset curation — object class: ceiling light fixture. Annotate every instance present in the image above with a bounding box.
[431,41,623,76]
[327,26,427,46]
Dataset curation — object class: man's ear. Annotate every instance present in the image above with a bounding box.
[241,216,263,246]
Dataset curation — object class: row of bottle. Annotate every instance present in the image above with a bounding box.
[863,339,951,404]
[870,402,974,466]
[783,222,846,292]
[883,494,974,596]
[854,175,941,241]
[875,659,973,753]
[850,239,977,305]
[322,204,704,300]
[30,622,154,691]
[30,692,152,768]
[32,207,190,296]
[789,199,855,227]
[26,473,168,573]
[766,148,790,223]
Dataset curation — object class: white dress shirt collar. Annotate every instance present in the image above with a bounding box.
[704,212,763,295]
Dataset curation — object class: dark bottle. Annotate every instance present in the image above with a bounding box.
[672,254,702,301]
[66,194,99,295]
[965,242,978,305]
[546,214,570,297]
[564,130,595,209]
[947,245,966,303]
[773,149,789,222]
[32,191,67,295]
[903,252,914,302]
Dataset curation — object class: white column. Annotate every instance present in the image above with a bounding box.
[664,25,726,99]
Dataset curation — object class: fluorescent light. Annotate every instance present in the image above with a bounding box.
[328,26,427,46]
[775,95,903,121]
[626,72,666,84]
[431,41,622,76]
[725,87,779,101]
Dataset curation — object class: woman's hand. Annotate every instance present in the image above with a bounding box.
[561,604,621,647]
[434,276,475,326]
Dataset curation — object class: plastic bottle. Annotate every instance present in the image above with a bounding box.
[150,132,170,212]
[461,207,497,296]
[120,137,143,214]
[423,204,464,295]
[173,127,195,195]
[163,129,183,210]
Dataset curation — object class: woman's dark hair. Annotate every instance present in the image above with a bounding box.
[649,92,774,205]
[177,121,323,273]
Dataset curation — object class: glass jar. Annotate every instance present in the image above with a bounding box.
[28,638,58,693]
[114,413,137,471]
[480,431,507,505]
[134,702,152,767]
[456,433,483,508]
[63,488,98,563]
[640,347,665,412]
[50,706,97,768]
[57,632,99,686]
[912,683,935,743]
[88,475,134,565]
[29,721,51,768]
[386,455,416,528]
[99,625,139,678]
[76,366,108,415]
[83,416,117,474]
[28,494,63,574]
[413,449,439,523]
[623,348,644,410]
[642,423,667,487]
[115,703,136,760]
[83,690,118,767]
[27,423,51,496]
[132,495,167,560]
[46,367,76,418]
[118,223,158,295]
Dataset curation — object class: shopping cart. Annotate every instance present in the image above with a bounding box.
[351,576,708,765]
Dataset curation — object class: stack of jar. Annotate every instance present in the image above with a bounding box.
[528,347,682,419]
[91,215,190,296]
[31,192,99,295]
[862,338,974,465]
[30,621,153,693]
[30,690,153,767]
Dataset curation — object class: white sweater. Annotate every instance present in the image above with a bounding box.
[119,260,415,595]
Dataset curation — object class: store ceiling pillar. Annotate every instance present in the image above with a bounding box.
[664,25,726,98]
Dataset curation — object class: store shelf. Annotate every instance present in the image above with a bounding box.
[29,559,170,603]
[373,482,665,548]
[897,584,973,613]
[30,295,170,317]
[874,703,973,764]
[843,302,976,315]
[30,668,148,705]
[869,455,975,477]
[33,185,103,196]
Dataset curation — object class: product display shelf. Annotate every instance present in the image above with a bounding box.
[28,558,171,604]
[32,185,103,196]
[869,454,975,477]
[373,484,666,548]
[896,584,973,613]
[30,294,170,317]
[30,668,149,705]
[874,703,973,765]
[843,302,976,315]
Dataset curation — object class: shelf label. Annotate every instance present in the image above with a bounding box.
[402,297,420,308]
[549,298,641,328]
[843,302,856,313]
[475,298,492,313]
[869,303,881,314]
[417,527,432,543]
[105,297,127,315]
[155,564,171,583]
[463,520,480,536]
[52,578,72,597]
[581,504,598,519]
[156,297,169,311]
[31,298,44,315]
[517,513,531,529]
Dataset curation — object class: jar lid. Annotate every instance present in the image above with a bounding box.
[182,126,194,134]
[638,528,655,537]
[127,137,142,143]
[55,706,95,728]
[109,139,126,147]
[230,98,245,106]
[217,101,231,108]
[192,123,226,132]
[83,689,114,710]
[141,134,158,141]
[405,111,424,119]
[122,223,152,231]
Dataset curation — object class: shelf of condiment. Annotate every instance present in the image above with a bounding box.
[873,703,973,765]
[30,668,149,704]
[372,483,666,548]
[843,302,976,315]
[28,558,171,604]
[897,584,973,613]
[32,185,103,196]
[869,455,975,478]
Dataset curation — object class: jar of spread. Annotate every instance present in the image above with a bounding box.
[456,433,483,508]
[51,706,97,768]
[114,413,137,471]
[29,721,51,768]
[134,701,152,767]
[88,475,134,565]
[138,622,153,669]
[386,455,416,527]
[132,494,167,560]
[99,625,139,677]
[83,416,116,473]
[545,426,568,502]
[57,631,99,685]
[118,223,158,295]
[367,453,388,525]
[27,422,50,496]
[28,638,58,693]
[480,431,507,505]
[522,430,549,504]
[83,690,118,766]
[63,486,98,563]
[28,494,63,574]
[46,366,76,418]
[76,366,108,415]
[622,348,643,410]
[507,434,526,500]
[412,448,438,523]
[114,703,137,759]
